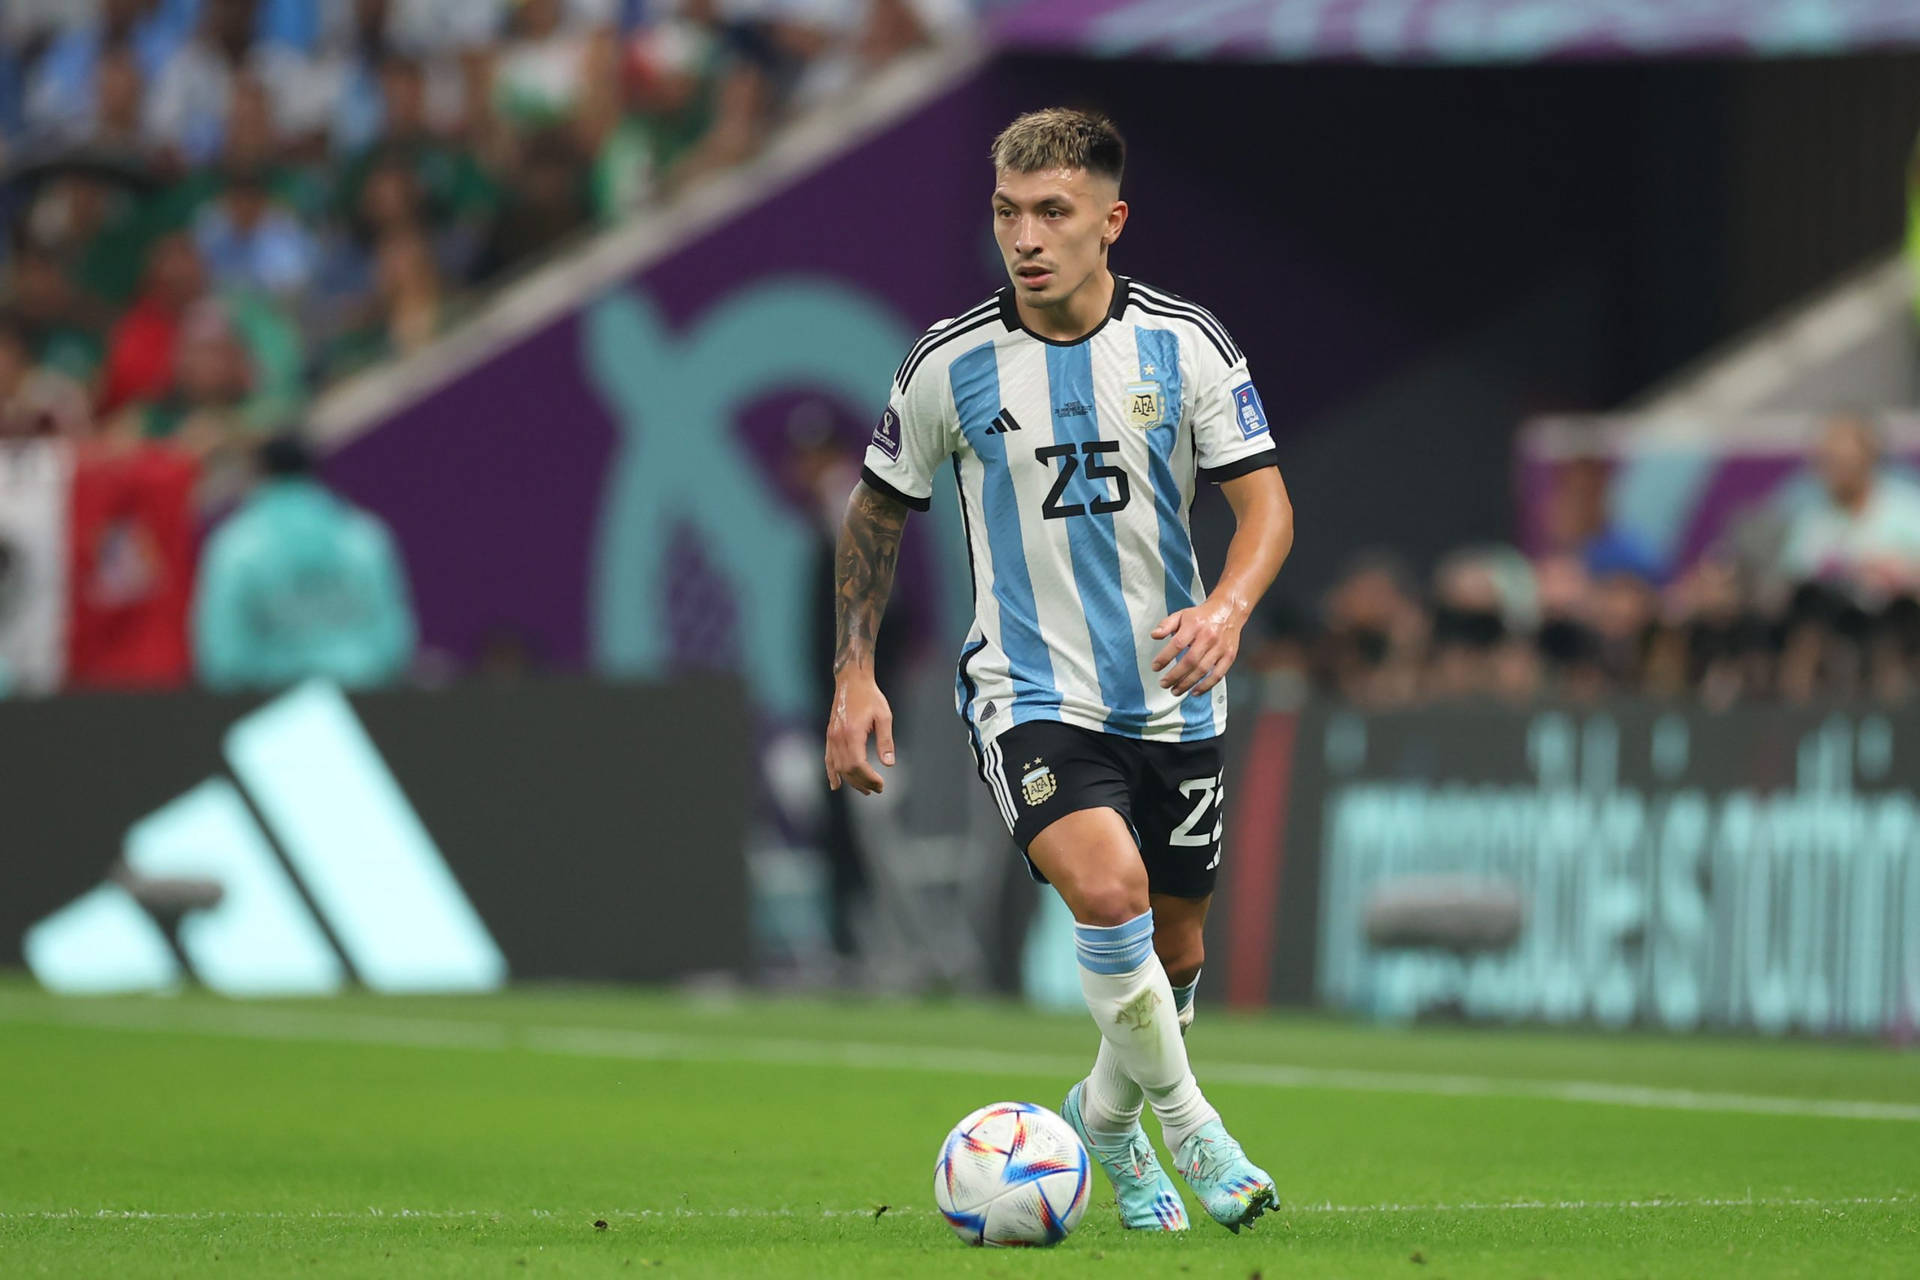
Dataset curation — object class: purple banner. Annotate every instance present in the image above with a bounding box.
[996,0,1920,64]
[325,74,1011,720]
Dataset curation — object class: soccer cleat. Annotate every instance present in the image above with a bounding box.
[1062,1080,1189,1231]
[1173,1120,1278,1233]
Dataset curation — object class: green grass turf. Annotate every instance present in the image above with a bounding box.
[0,976,1915,1277]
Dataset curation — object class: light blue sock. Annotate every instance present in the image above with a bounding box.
[1073,911,1156,975]
[1172,972,1200,1018]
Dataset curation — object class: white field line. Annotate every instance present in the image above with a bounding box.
[3,1195,1911,1222]
[4,997,1918,1125]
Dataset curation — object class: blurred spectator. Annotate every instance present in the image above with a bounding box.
[592,13,724,216]
[20,0,185,147]
[192,433,417,689]
[1320,552,1426,707]
[118,298,254,454]
[145,0,331,166]
[192,164,319,298]
[100,230,204,413]
[472,127,588,281]
[1,312,93,439]
[1778,412,1920,604]
[1538,452,1663,584]
[331,56,499,273]
[0,311,35,432]
[491,0,608,133]
[323,226,455,378]
[4,0,976,697]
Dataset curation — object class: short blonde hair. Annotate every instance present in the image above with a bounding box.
[990,108,1125,186]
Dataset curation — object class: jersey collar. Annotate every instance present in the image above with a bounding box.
[997,275,1132,347]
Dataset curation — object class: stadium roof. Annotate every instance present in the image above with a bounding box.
[994,0,1920,63]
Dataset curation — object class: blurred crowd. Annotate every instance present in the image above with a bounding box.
[1264,413,1920,709]
[0,0,967,458]
[0,0,967,698]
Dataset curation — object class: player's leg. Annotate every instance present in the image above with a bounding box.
[1131,741,1277,1232]
[1025,808,1198,1232]
[980,723,1188,1231]
[1085,891,1208,1140]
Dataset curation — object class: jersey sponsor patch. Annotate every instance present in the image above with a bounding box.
[872,405,903,460]
[1232,382,1269,440]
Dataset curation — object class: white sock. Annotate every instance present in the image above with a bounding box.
[1086,969,1202,1138]
[1075,914,1218,1154]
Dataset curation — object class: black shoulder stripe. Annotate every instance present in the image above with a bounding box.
[1130,284,1244,363]
[893,299,997,385]
[1130,298,1237,365]
[1128,282,1236,358]
[1131,282,1237,348]
[893,297,1000,387]
[897,312,1001,393]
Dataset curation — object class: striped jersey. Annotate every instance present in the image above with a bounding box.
[860,276,1278,749]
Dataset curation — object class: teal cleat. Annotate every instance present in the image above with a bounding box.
[1173,1121,1278,1233]
[1062,1080,1189,1231]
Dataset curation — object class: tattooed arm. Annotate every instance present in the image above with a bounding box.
[825,480,910,795]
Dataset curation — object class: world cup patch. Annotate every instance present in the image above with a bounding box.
[872,406,903,460]
[1232,382,1269,439]
[1020,760,1058,807]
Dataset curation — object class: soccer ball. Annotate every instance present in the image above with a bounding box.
[933,1101,1091,1247]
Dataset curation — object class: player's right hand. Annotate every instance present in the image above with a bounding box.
[825,672,896,795]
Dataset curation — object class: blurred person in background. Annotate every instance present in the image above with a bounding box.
[115,298,255,452]
[0,311,92,439]
[1778,412,1920,604]
[192,432,417,690]
[1537,451,1663,584]
[99,230,204,413]
[191,164,319,299]
[322,225,455,378]
[155,73,330,233]
[19,0,184,148]
[333,55,499,276]
[0,310,34,427]
[1424,547,1538,703]
[1319,552,1425,707]
[592,17,721,217]
[472,126,589,280]
[145,0,330,167]
[7,240,113,383]
[491,0,609,134]
[791,403,881,968]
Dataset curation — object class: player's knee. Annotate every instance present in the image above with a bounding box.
[1067,870,1151,929]
[1156,934,1205,988]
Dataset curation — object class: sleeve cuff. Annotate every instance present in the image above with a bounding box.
[860,465,932,511]
[1198,449,1279,486]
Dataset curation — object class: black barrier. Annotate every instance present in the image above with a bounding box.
[0,678,751,988]
[1220,702,1920,1037]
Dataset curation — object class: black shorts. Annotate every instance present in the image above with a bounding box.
[977,719,1225,901]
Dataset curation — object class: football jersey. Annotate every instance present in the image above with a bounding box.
[861,276,1278,752]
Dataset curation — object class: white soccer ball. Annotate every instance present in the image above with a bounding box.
[933,1101,1091,1247]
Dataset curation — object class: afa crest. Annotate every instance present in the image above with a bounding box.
[1020,760,1058,807]
[1123,380,1164,428]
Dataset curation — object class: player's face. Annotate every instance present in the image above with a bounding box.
[991,167,1126,309]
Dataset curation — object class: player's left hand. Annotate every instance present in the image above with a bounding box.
[1151,600,1242,696]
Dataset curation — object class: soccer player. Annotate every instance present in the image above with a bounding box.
[824,108,1294,1233]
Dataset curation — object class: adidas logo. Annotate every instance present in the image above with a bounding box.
[985,409,1023,436]
[22,680,507,998]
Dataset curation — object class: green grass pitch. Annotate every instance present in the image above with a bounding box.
[0,977,1914,1277]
